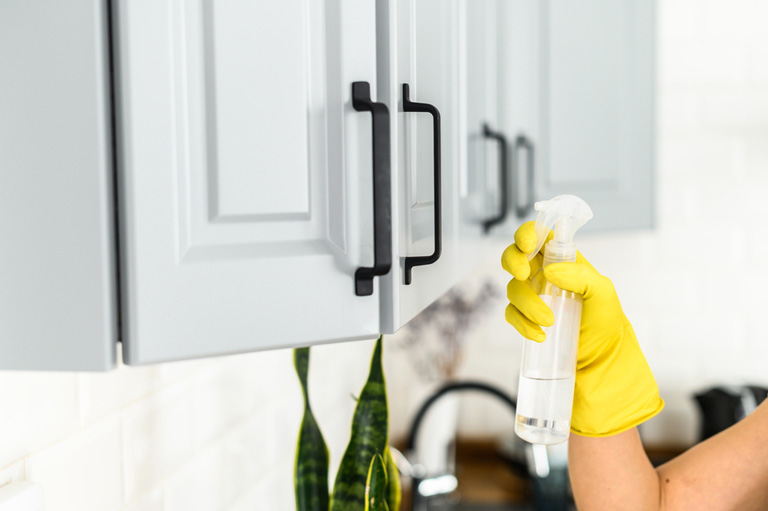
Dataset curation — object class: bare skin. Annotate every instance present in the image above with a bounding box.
[568,399,768,511]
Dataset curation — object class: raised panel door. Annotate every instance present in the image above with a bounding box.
[537,0,655,231]
[379,0,462,332]
[115,0,383,364]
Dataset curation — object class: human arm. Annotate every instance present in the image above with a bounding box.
[569,399,768,511]
[504,221,768,510]
[656,397,768,511]
[568,428,659,510]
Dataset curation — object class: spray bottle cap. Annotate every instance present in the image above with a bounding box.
[527,195,593,262]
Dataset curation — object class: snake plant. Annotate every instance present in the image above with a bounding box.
[294,347,330,511]
[294,337,401,511]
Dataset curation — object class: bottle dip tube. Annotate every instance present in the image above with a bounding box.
[514,195,593,445]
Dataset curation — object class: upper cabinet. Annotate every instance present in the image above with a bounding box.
[114,0,385,364]
[0,0,655,369]
[0,0,117,371]
[499,0,655,231]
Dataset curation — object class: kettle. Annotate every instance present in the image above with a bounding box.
[694,385,768,442]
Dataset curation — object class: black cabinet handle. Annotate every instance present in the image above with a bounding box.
[514,134,535,217]
[352,81,392,296]
[402,84,442,286]
[481,123,509,234]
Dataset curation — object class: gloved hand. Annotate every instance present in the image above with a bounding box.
[502,221,664,437]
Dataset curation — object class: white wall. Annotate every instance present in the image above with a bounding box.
[0,339,382,511]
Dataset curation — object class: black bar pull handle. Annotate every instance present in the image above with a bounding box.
[352,81,392,296]
[514,134,535,217]
[481,123,509,234]
[402,84,442,285]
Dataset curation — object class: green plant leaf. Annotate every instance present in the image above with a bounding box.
[385,448,401,511]
[331,336,389,511]
[365,453,389,511]
[294,347,330,511]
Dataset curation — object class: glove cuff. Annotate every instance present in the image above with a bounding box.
[570,322,664,437]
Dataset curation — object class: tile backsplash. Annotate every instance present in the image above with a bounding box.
[0,339,376,511]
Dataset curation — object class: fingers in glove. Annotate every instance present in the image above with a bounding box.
[543,262,603,297]
[501,244,531,280]
[507,279,555,327]
[514,221,538,254]
[505,304,547,342]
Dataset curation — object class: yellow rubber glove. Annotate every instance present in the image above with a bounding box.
[502,221,664,438]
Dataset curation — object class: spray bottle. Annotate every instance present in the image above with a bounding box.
[514,195,593,445]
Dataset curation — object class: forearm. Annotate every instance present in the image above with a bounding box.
[657,399,768,511]
[569,428,660,510]
[568,400,768,511]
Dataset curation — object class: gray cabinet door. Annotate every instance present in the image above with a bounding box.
[499,0,655,232]
[379,0,465,332]
[115,0,383,364]
[538,0,655,231]
[0,0,117,370]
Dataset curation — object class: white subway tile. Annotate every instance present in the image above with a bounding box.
[746,44,768,84]
[163,445,226,511]
[311,339,378,408]
[701,0,767,42]
[122,488,166,511]
[226,350,290,409]
[158,357,218,387]
[228,470,280,511]
[657,90,704,134]
[0,372,79,469]
[220,415,280,505]
[122,380,196,501]
[703,91,768,130]
[659,42,747,87]
[272,460,296,511]
[739,131,768,178]
[658,0,705,43]
[26,415,122,511]
[193,362,253,450]
[657,133,738,179]
[0,461,24,488]
[78,350,164,426]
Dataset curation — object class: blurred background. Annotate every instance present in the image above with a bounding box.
[2,0,768,510]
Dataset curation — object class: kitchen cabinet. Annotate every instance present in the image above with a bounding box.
[114,0,385,364]
[0,0,655,369]
[458,0,508,260]
[0,0,118,371]
[464,0,505,233]
[499,0,655,231]
[378,0,465,332]
[379,0,525,332]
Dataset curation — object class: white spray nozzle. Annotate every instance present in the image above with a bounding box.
[527,195,593,262]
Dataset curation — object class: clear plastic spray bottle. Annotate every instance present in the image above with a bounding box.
[514,195,593,445]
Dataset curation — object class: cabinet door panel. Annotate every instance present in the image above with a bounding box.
[0,0,117,371]
[455,0,499,277]
[498,0,539,222]
[116,0,381,364]
[380,0,462,332]
[538,0,655,231]
[208,2,310,218]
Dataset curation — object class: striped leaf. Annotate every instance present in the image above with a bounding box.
[385,448,401,511]
[331,337,388,511]
[294,347,330,511]
[365,453,389,511]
